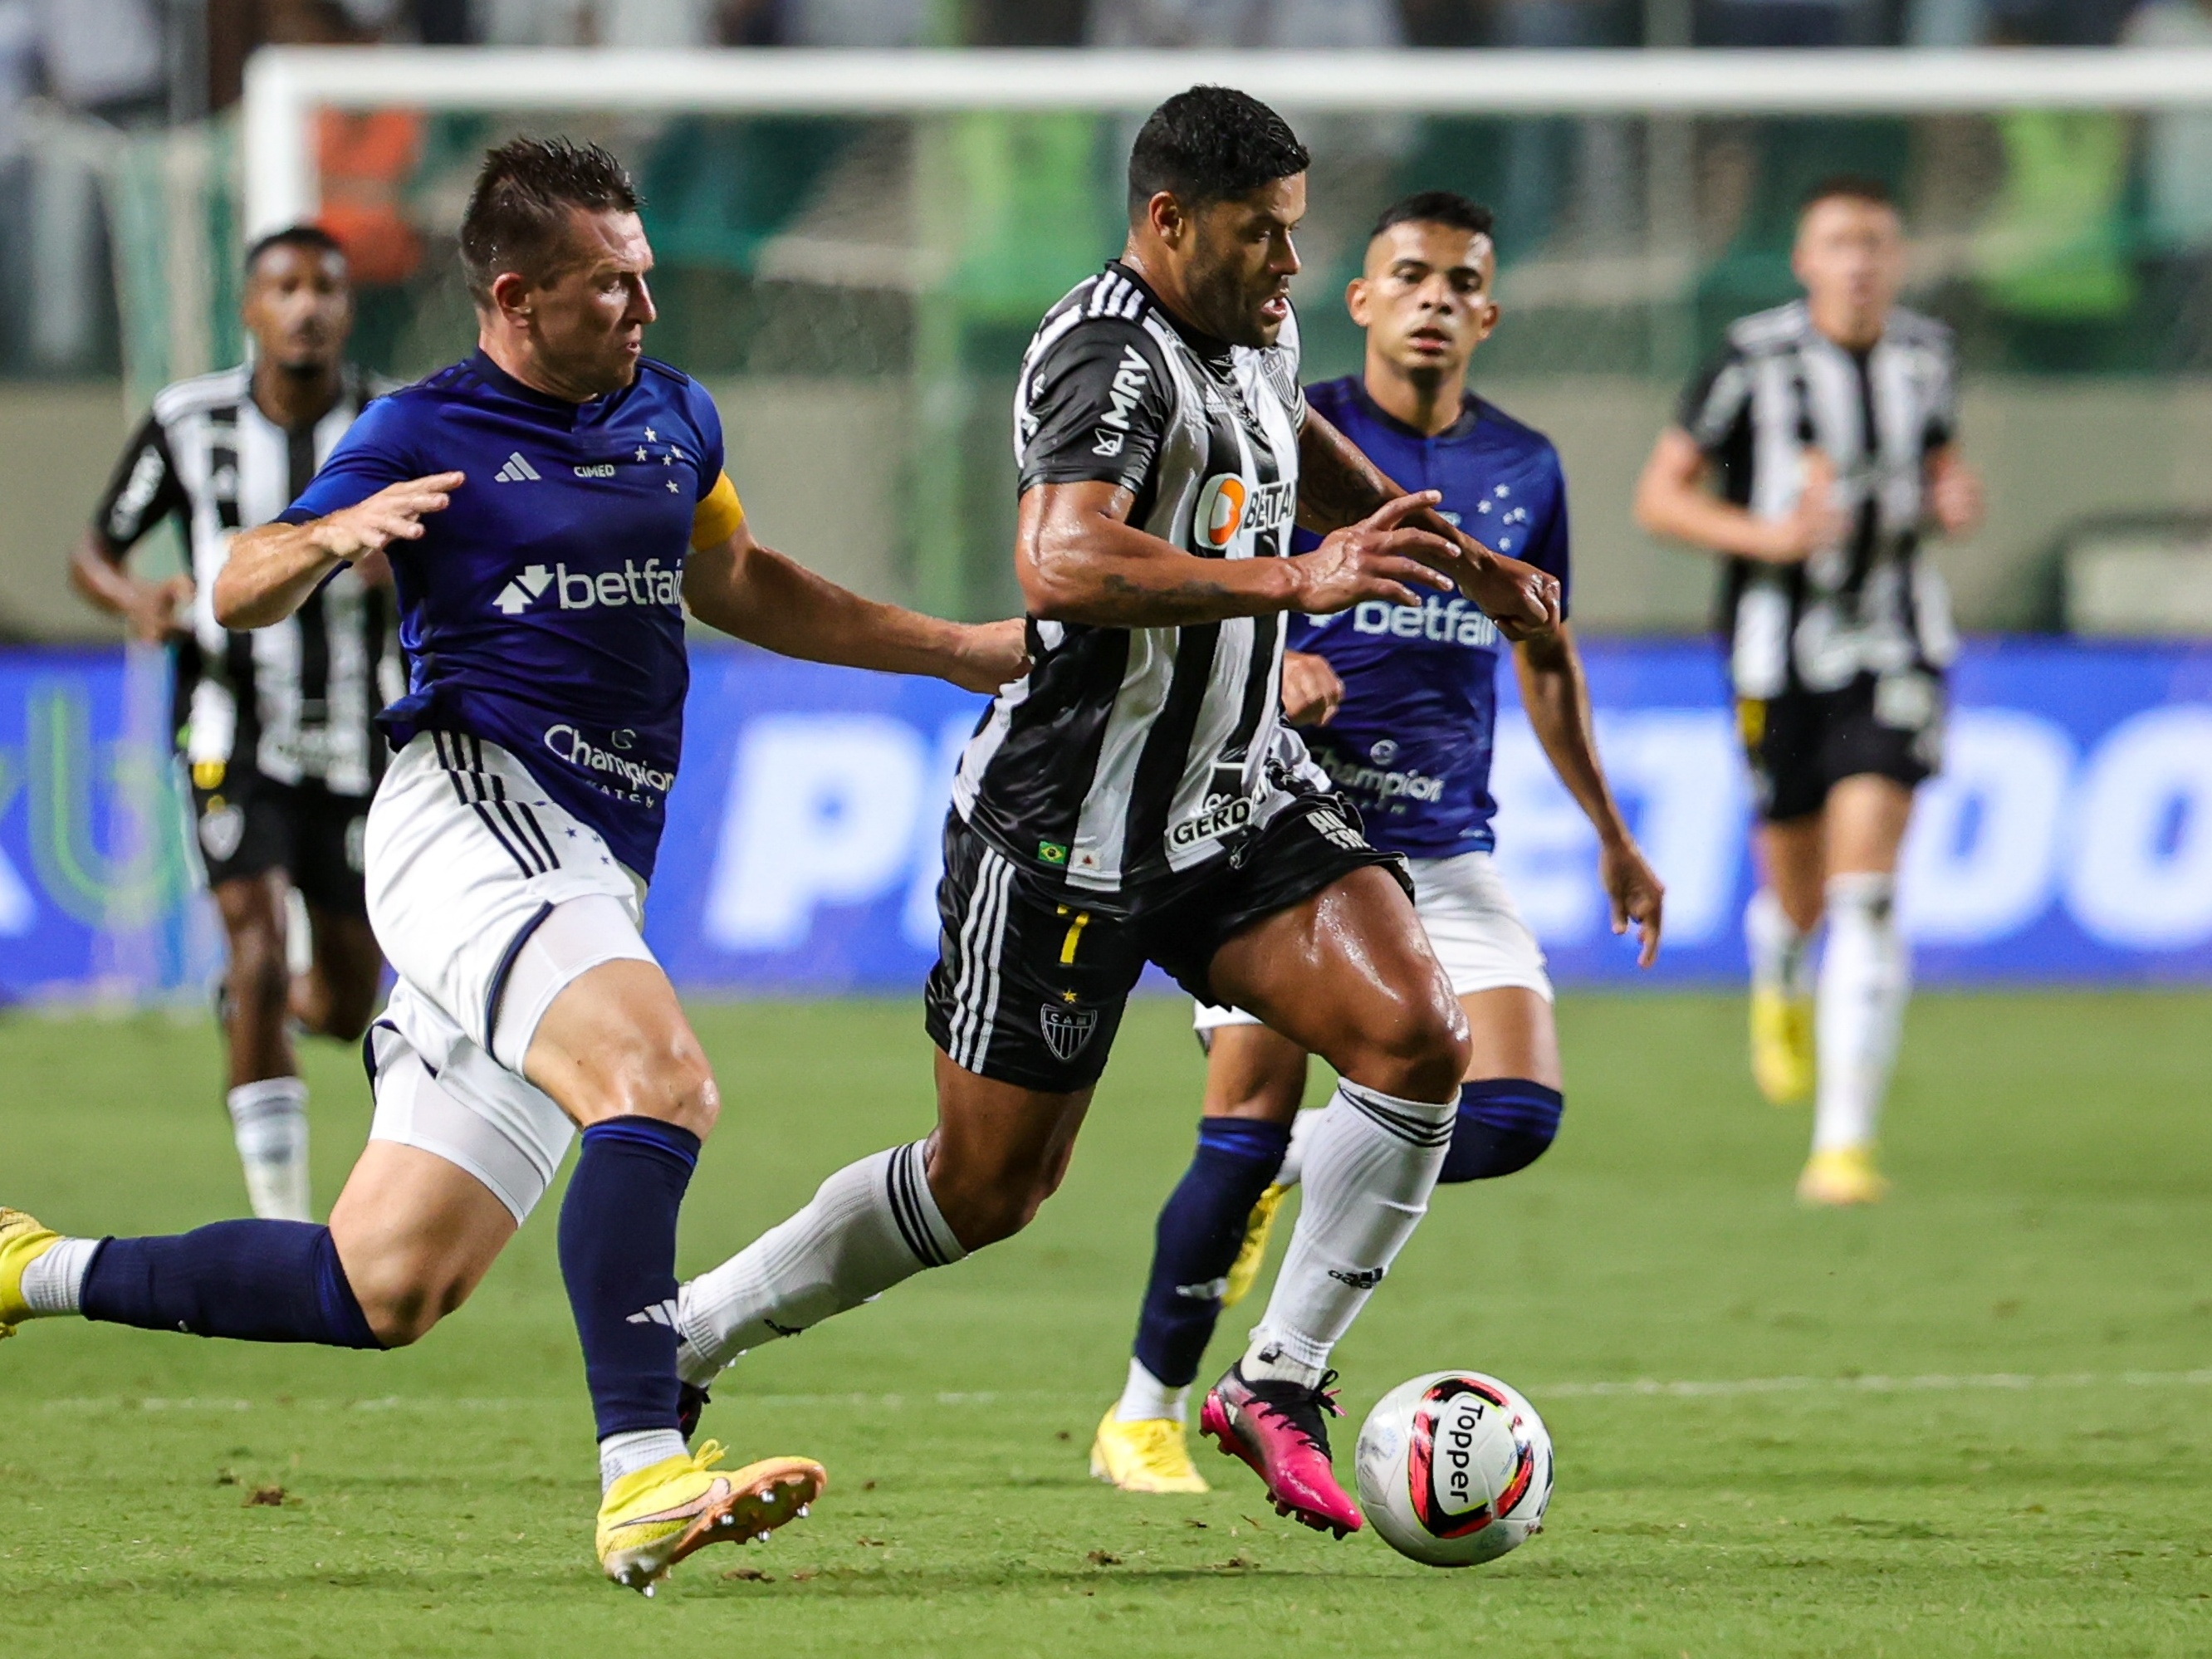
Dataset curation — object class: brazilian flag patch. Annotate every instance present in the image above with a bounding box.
[1036,841,1069,866]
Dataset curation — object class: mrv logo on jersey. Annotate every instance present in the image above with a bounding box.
[494,559,682,615]
[1090,345,1152,458]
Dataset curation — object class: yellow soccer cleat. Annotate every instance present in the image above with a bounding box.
[1089,1407,1210,1495]
[1797,1145,1890,1207]
[1221,1182,1288,1309]
[595,1440,826,1594]
[0,1207,61,1338]
[1750,986,1814,1106]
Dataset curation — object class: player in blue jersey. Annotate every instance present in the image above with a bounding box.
[0,138,1025,1592]
[1089,191,1666,1495]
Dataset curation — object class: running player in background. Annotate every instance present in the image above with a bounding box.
[671,91,1563,1540]
[6,138,1026,1590]
[71,225,393,1223]
[1091,190,1664,1495]
[1634,175,1982,1206]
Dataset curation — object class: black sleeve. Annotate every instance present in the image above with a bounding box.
[90,409,188,558]
[1015,318,1175,496]
[1676,345,1753,455]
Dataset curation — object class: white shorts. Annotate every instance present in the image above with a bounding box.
[361,732,657,1223]
[1193,847,1552,1034]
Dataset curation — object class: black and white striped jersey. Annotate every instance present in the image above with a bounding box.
[1681,299,1960,699]
[92,364,402,797]
[952,261,1319,900]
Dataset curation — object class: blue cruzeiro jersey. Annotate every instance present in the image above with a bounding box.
[1291,376,1572,858]
[280,350,731,880]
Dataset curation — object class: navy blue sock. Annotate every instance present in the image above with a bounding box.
[1131,1115,1292,1390]
[1439,1079,1564,1183]
[559,1118,701,1442]
[81,1221,381,1348]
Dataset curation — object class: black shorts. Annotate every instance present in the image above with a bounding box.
[1738,669,1945,824]
[923,794,1411,1094]
[188,759,371,916]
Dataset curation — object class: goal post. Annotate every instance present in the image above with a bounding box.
[221,45,2212,630]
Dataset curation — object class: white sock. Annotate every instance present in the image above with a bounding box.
[598,1427,688,1492]
[1745,886,1813,1000]
[228,1077,311,1222]
[675,1140,965,1387]
[1245,1080,1456,1386]
[1813,873,1910,1154]
[18,1236,99,1316]
[1271,1107,1319,1192]
[1114,1356,1188,1424]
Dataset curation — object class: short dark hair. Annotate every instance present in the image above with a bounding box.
[1799,174,1895,217]
[245,223,345,277]
[1370,190,1495,243]
[1127,86,1310,221]
[458,136,640,304]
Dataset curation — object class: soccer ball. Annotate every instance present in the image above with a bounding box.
[1354,1370,1554,1568]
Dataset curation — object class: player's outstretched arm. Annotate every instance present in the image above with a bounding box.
[1020,479,1461,627]
[214,472,462,630]
[1633,428,1842,563]
[1295,407,1559,639]
[1512,622,1664,968]
[683,521,1027,693]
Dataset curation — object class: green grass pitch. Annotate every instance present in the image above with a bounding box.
[5,990,2210,1657]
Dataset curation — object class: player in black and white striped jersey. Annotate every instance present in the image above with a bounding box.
[1636,175,1984,1206]
[72,224,397,1223]
[671,87,1561,1537]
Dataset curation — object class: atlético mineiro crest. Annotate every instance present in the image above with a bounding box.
[1040,999,1099,1063]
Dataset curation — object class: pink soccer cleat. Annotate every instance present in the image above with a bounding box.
[1199,1362,1364,1539]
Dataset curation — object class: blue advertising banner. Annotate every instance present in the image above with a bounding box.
[3,639,2209,1004]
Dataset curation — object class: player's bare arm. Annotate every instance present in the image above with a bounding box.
[214,472,463,629]
[1017,477,1460,627]
[1633,427,1843,563]
[69,529,194,644]
[1512,623,1665,968]
[1280,649,1343,726]
[1926,443,1983,536]
[683,517,1027,692]
[1296,405,1559,637]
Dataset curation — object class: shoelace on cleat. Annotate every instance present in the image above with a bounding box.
[691,1439,727,1474]
[1240,1368,1345,1461]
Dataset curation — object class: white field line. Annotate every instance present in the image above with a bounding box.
[32,1370,2212,1416]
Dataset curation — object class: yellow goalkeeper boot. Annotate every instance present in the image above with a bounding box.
[1221,1183,1288,1309]
[1797,1145,1889,1207]
[1750,986,1814,1106]
[0,1208,62,1337]
[595,1440,825,1594]
[1090,1407,1209,1495]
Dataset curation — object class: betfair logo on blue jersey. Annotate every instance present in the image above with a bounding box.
[493,559,682,616]
[1350,594,1500,648]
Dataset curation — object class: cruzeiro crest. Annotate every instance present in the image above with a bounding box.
[1040,994,1100,1063]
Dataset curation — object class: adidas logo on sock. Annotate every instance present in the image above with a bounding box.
[625,1298,680,1327]
[493,451,541,483]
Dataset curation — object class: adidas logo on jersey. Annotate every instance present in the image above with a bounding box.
[493,451,542,483]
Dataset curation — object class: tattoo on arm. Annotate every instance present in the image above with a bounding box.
[1294,414,1397,533]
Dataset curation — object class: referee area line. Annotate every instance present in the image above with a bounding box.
[35,1368,2212,1415]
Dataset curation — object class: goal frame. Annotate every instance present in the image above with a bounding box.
[242,44,2212,235]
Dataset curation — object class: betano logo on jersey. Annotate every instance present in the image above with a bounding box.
[493,559,683,616]
[1351,595,1501,648]
[1195,473,1295,550]
[1089,345,1152,458]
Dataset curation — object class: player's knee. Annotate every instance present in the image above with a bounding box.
[226,923,291,1016]
[582,1038,721,1139]
[346,1250,476,1348]
[1438,1081,1564,1184]
[1349,989,1471,1103]
[927,1147,1059,1252]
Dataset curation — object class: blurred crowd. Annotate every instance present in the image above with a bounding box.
[4,0,2212,379]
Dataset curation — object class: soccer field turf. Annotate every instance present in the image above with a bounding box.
[5,991,2210,1657]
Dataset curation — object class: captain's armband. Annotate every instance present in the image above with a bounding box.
[690,471,746,551]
